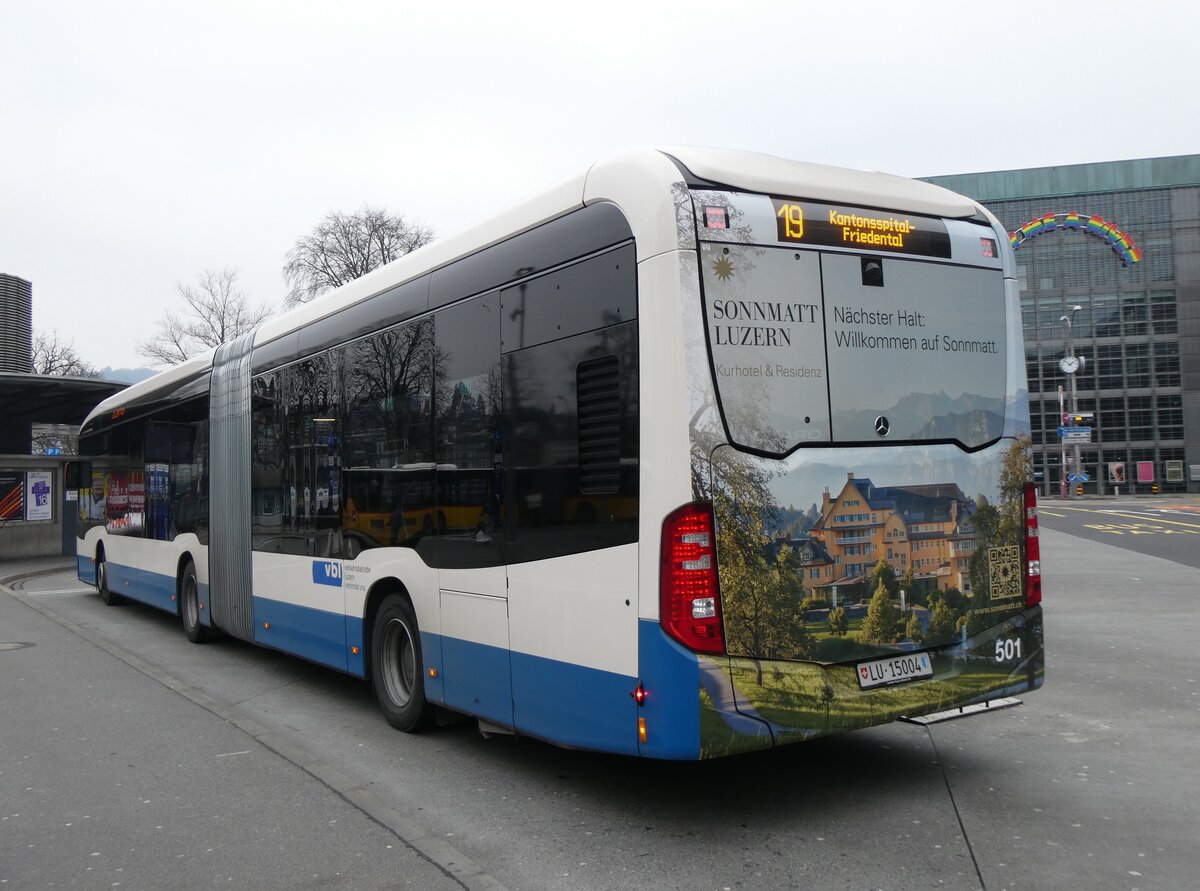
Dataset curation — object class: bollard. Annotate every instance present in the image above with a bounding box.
[1076,485,1083,496]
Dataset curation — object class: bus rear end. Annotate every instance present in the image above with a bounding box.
[653,174,1042,758]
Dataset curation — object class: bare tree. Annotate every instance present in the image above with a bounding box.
[32,330,99,377]
[138,268,273,365]
[282,206,434,308]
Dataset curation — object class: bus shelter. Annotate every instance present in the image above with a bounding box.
[0,372,127,558]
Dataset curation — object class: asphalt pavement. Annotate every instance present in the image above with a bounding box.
[1036,495,1200,569]
[0,555,466,891]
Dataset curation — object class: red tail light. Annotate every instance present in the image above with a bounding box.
[660,502,725,654]
[1024,483,1042,607]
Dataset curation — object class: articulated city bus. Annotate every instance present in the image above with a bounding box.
[75,147,1043,759]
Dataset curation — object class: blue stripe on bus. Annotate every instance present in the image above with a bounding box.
[253,596,348,673]
[510,648,639,755]
[77,555,96,585]
[636,619,702,760]
[347,616,365,678]
[102,561,177,614]
[442,635,517,730]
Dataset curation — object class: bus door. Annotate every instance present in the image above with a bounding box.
[431,295,513,729]
[436,555,510,729]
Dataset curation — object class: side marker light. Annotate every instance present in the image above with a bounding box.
[638,717,647,744]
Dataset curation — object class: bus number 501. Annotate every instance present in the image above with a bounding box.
[995,638,1023,663]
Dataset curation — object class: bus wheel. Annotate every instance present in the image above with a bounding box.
[371,594,435,732]
[96,553,124,606]
[180,560,212,643]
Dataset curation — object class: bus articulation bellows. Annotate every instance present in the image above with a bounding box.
[75,147,1043,759]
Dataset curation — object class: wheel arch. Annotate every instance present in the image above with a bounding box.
[174,552,198,616]
[362,576,413,685]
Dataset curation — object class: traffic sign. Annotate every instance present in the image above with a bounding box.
[1059,427,1092,443]
[1067,473,1090,483]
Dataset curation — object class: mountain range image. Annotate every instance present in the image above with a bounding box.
[832,390,1007,442]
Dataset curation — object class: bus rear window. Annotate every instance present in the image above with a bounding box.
[701,244,1008,454]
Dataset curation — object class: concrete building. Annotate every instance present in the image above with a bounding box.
[924,156,1199,494]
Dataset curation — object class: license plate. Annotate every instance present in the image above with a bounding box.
[856,652,933,690]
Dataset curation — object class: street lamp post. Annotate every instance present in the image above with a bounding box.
[1060,305,1083,498]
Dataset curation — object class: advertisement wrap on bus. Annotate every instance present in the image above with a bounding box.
[681,191,1039,755]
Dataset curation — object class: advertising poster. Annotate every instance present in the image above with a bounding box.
[1165,460,1184,483]
[86,471,108,521]
[1136,461,1155,484]
[108,471,129,516]
[129,471,145,514]
[0,472,24,521]
[25,471,53,521]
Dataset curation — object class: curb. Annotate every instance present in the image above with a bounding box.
[0,560,77,589]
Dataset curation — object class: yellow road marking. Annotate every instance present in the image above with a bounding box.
[1083,522,1199,536]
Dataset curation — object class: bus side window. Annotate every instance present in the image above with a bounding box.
[342,318,435,554]
[503,323,639,565]
[281,352,342,558]
[251,372,284,553]
[428,293,504,569]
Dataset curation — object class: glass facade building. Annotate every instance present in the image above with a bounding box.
[924,156,1200,494]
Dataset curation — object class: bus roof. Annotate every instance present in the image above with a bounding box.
[662,146,977,218]
[83,147,984,429]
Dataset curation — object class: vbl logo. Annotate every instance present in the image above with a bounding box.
[312,560,343,587]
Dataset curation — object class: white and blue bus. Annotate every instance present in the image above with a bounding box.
[75,147,1043,759]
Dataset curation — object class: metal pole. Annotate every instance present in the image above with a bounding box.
[1069,357,1081,497]
[1095,365,1105,497]
[1061,306,1083,498]
[1058,384,1067,498]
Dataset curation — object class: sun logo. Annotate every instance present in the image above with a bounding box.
[713,256,735,282]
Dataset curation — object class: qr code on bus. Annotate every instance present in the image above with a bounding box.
[988,545,1021,601]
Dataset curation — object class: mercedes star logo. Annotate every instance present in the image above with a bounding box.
[874,416,890,437]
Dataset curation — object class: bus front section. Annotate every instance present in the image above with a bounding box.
[663,185,1042,759]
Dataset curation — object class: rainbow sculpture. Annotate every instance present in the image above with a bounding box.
[1009,212,1141,267]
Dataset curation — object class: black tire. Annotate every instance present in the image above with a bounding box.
[180,560,212,643]
[96,553,124,606]
[371,593,435,732]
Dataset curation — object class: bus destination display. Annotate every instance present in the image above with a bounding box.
[772,199,952,258]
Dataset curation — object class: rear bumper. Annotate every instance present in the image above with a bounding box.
[695,607,1043,758]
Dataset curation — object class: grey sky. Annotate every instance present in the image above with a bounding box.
[2,0,1193,372]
